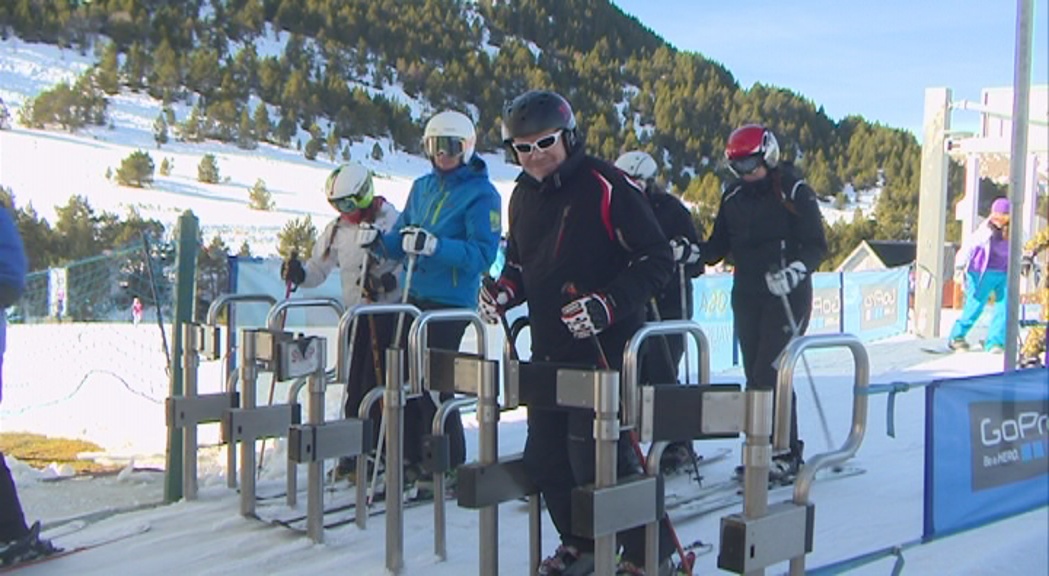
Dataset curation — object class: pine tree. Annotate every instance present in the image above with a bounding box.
[153,113,169,147]
[253,102,271,143]
[277,215,317,260]
[237,108,256,149]
[115,150,155,188]
[304,137,321,160]
[96,42,120,95]
[326,128,340,162]
[248,178,274,211]
[0,99,10,130]
[371,142,384,161]
[237,240,253,257]
[159,157,173,176]
[198,154,220,184]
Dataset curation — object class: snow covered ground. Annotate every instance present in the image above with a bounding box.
[3,309,1046,575]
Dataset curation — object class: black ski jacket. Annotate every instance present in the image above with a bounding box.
[501,149,673,365]
[646,184,703,320]
[700,164,827,296]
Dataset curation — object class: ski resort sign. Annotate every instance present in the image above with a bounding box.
[924,369,1049,538]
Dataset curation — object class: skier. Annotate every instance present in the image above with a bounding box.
[480,90,674,576]
[0,206,58,565]
[358,110,501,486]
[280,162,402,477]
[948,196,1011,353]
[614,150,704,474]
[131,297,143,326]
[697,124,827,483]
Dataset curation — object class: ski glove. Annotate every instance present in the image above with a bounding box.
[401,226,438,256]
[670,236,701,265]
[765,261,807,296]
[560,292,614,339]
[280,257,306,286]
[479,277,516,325]
[356,223,380,247]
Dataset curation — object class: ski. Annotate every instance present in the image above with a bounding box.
[267,491,455,533]
[0,523,151,573]
[668,465,867,520]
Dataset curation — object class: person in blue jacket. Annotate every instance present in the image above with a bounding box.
[0,205,58,564]
[359,110,501,481]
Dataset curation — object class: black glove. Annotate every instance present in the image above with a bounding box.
[281,258,306,286]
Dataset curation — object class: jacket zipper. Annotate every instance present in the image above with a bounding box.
[553,204,571,258]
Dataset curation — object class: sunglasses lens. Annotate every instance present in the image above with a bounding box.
[730,156,761,176]
[512,142,533,154]
[535,134,559,150]
[331,197,358,212]
[426,136,465,158]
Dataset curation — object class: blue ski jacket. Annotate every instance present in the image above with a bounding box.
[381,156,501,308]
[0,206,27,369]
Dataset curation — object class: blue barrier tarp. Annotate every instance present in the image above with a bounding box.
[924,368,1049,539]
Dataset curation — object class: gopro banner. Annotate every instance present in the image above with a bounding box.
[690,274,736,374]
[808,272,842,335]
[924,369,1049,539]
[841,267,909,342]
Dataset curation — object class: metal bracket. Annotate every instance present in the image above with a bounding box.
[638,384,744,443]
[166,392,239,428]
[223,404,301,443]
[457,454,537,509]
[571,475,661,538]
[718,501,814,574]
[288,418,371,463]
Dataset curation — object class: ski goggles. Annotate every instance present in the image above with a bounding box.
[424,136,466,158]
[727,154,763,177]
[510,131,563,155]
[329,195,367,213]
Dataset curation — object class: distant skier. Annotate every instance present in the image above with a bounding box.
[615,150,704,473]
[280,162,401,478]
[697,124,828,483]
[0,205,58,565]
[132,297,143,326]
[948,196,1011,353]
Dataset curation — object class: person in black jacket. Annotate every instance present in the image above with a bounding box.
[698,124,827,481]
[479,91,674,576]
[615,150,704,473]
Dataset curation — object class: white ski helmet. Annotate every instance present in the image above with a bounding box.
[423,110,476,163]
[614,150,658,182]
[324,162,375,212]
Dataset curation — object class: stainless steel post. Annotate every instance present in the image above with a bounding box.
[477,358,499,574]
[385,347,405,574]
[206,293,277,489]
[742,389,773,576]
[182,324,199,500]
[594,370,620,576]
[239,331,258,517]
[306,343,327,543]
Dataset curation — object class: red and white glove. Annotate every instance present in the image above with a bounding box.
[560,292,614,339]
[479,278,515,325]
[765,261,807,296]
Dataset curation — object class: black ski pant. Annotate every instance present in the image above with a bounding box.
[523,408,675,566]
[0,452,28,543]
[343,313,395,456]
[732,283,812,459]
[401,299,468,471]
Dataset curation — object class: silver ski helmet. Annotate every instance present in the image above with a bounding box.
[325,162,375,213]
[614,150,658,183]
[423,110,476,164]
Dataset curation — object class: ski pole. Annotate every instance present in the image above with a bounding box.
[259,255,297,477]
[483,275,519,361]
[678,263,691,386]
[564,282,692,574]
[778,288,835,455]
[369,252,418,505]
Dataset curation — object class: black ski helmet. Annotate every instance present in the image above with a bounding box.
[501,90,582,163]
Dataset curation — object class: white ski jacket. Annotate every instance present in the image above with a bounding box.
[299,199,403,307]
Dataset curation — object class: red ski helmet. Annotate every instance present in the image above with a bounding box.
[725,124,780,177]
